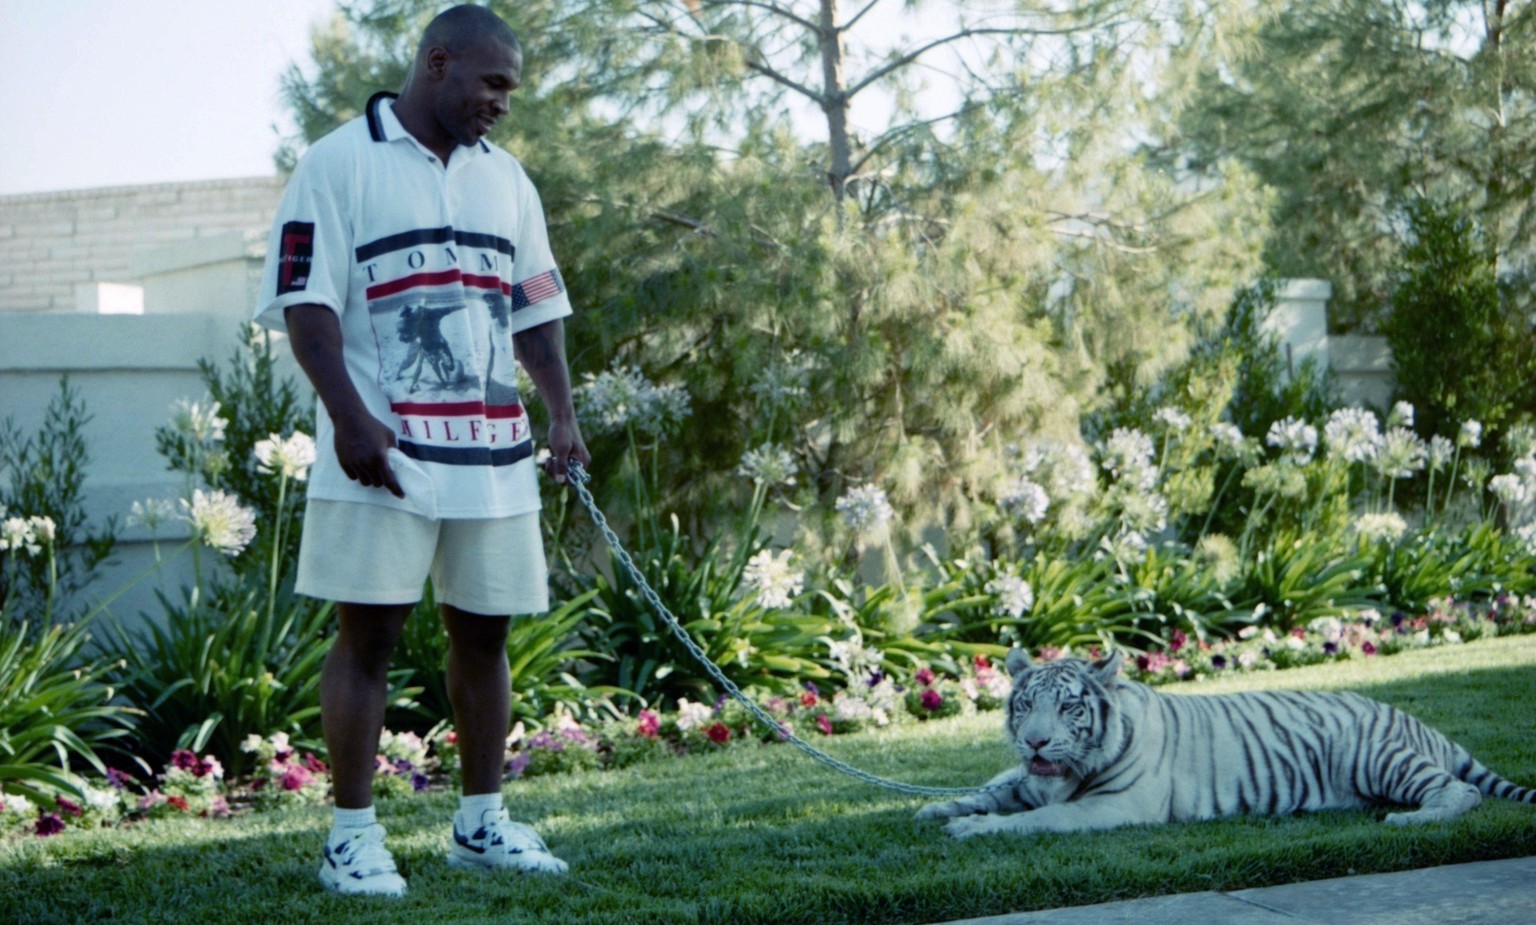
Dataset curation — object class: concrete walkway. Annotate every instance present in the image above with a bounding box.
[936,856,1536,925]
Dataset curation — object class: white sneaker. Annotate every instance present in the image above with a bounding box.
[448,808,568,874]
[318,823,408,897]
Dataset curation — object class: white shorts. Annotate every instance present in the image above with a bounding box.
[294,500,550,616]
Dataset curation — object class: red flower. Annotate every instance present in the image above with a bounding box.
[55,796,83,817]
[920,689,944,712]
[445,731,458,745]
[35,813,65,837]
[303,752,328,773]
[166,795,191,812]
[637,710,661,739]
[705,722,731,745]
[816,714,833,736]
[973,654,991,671]
[1169,630,1188,653]
[800,692,819,708]
[170,749,198,772]
[915,667,937,687]
[1362,641,1379,656]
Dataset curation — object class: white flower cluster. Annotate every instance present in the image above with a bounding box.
[827,636,885,682]
[674,697,714,732]
[999,477,1050,524]
[836,484,894,534]
[1490,473,1529,506]
[737,443,798,488]
[254,431,317,481]
[127,498,178,532]
[1375,428,1427,480]
[831,691,890,727]
[1153,406,1192,431]
[749,352,813,408]
[170,398,228,444]
[1323,408,1381,463]
[0,511,56,557]
[1208,422,1247,457]
[182,488,257,556]
[986,574,1035,618]
[1266,416,1318,464]
[1353,511,1408,544]
[1459,419,1484,449]
[575,365,691,436]
[1100,428,1156,488]
[742,548,804,610]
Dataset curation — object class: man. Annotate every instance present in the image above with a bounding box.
[255,4,589,897]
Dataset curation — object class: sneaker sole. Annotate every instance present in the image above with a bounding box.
[447,851,568,875]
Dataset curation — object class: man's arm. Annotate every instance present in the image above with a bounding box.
[284,304,404,498]
[513,318,590,484]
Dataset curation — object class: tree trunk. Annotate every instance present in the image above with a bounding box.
[819,0,853,205]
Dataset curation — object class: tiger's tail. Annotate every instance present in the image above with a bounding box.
[1459,759,1536,804]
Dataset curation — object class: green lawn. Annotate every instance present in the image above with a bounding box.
[6,635,1536,925]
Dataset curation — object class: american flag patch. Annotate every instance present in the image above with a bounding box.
[511,269,564,311]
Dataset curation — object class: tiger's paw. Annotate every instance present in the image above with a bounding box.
[915,801,961,821]
[944,814,1005,839]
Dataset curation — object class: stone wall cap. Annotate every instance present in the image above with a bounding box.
[132,228,268,278]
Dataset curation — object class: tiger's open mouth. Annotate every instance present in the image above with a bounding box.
[1029,756,1067,777]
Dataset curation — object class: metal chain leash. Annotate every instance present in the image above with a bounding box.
[565,460,978,799]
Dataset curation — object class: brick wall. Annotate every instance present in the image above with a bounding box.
[0,176,284,313]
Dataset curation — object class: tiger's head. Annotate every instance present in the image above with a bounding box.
[1003,649,1125,780]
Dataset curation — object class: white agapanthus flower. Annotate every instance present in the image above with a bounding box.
[987,574,1035,618]
[1025,441,1098,499]
[1101,428,1157,487]
[182,489,257,556]
[1389,401,1415,429]
[1000,477,1050,524]
[1427,435,1454,470]
[1209,422,1246,456]
[1117,489,1169,535]
[748,352,812,407]
[1154,407,1192,431]
[1353,511,1408,544]
[127,497,178,531]
[26,515,55,546]
[736,444,798,488]
[170,398,228,444]
[253,431,317,482]
[836,484,894,534]
[0,517,41,556]
[1323,408,1381,463]
[1266,417,1318,464]
[575,365,692,436]
[1490,473,1529,506]
[742,548,804,610]
[1375,428,1427,480]
[827,637,884,681]
[1459,419,1484,449]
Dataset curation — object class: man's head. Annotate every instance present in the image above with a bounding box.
[401,5,523,150]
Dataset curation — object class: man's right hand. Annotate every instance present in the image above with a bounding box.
[334,411,405,498]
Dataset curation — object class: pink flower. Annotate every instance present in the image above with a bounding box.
[35,813,65,837]
[56,796,83,817]
[1362,641,1378,656]
[281,765,313,791]
[1170,630,1188,653]
[138,791,166,810]
[920,689,944,712]
[637,710,661,739]
[1039,646,1064,662]
[915,667,937,687]
[303,752,328,774]
[816,714,833,736]
[705,722,731,745]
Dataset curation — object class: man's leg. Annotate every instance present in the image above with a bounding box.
[322,602,414,808]
[441,604,567,874]
[441,604,512,795]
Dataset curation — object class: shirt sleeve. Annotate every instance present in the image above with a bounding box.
[507,167,573,334]
[253,143,352,333]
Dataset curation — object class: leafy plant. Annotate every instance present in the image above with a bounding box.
[1372,523,1536,614]
[0,616,140,799]
[390,585,623,730]
[101,577,416,778]
[0,378,116,624]
[1229,530,1384,631]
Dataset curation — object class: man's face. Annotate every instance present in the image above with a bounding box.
[433,38,522,148]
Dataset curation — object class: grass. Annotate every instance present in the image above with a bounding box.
[5,634,1536,925]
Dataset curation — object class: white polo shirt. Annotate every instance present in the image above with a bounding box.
[256,93,572,519]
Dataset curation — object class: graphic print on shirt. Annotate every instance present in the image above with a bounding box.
[356,226,561,468]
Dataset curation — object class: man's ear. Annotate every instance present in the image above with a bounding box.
[424,45,451,79]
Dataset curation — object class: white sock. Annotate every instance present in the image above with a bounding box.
[458,792,503,820]
[331,804,377,837]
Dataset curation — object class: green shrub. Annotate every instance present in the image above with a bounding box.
[0,616,139,799]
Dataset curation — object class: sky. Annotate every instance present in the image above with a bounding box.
[0,0,341,195]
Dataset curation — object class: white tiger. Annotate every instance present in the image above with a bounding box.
[917,649,1536,837]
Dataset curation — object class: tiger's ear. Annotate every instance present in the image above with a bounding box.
[1004,647,1033,678]
[1092,651,1125,685]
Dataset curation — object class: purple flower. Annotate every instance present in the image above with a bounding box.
[866,670,884,687]
[804,681,821,698]
[920,689,944,712]
[506,753,532,779]
[106,768,134,790]
[1211,655,1228,671]
[170,749,198,772]
[35,813,65,837]
[915,667,937,687]
[1362,641,1378,657]
[411,772,430,792]
[1323,642,1339,655]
